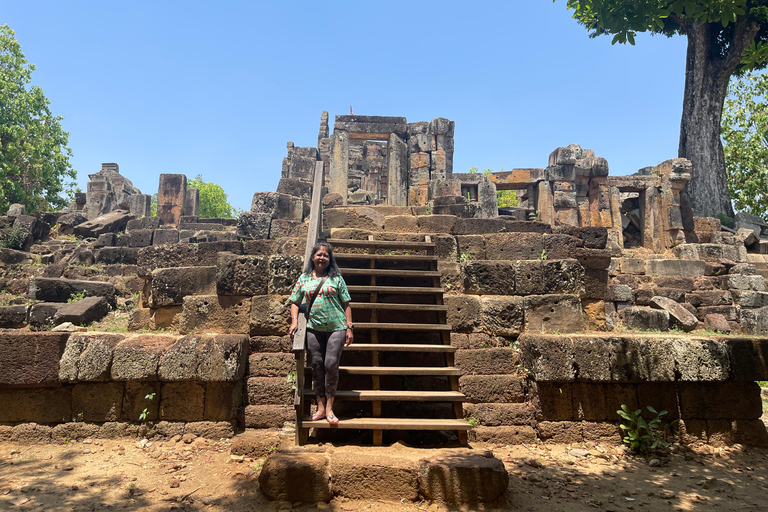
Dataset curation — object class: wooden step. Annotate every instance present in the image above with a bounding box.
[341,268,441,278]
[345,343,455,352]
[303,417,471,430]
[334,253,438,263]
[326,366,462,376]
[349,303,448,312]
[328,239,435,250]
[354,322,452,331]
[304,390,465,401]
[348,285,443,294]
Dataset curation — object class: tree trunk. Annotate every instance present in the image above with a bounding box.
[679,20,759,218]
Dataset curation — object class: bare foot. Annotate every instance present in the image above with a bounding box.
[311,411,326,421]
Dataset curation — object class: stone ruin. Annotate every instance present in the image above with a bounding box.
[0,112,767,463]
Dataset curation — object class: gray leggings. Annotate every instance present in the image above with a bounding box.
[306,329,346,399]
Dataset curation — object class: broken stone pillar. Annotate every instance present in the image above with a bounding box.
[318,111,329,145]
[643,187,663,252]
[429,118,455,181]
[85,181,113,220]
[408,152,430,206]
[289,147,319,181]
[387,133,408,206]
[185,188,200,217]
[129,194,151,218]
[537,181,554,225]
[609,185,624,248]
[158,174,187,226]
[329,130,349,205]
[476,177,498,219]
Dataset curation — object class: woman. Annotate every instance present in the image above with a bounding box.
[288,242,353,425]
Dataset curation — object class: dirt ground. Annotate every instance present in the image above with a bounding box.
[2,426,768,512]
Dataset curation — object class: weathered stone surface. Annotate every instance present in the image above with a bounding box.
[159,334,248,381]
[465,402,535,426]
[50,422,101,443]
[243,404,293,428]
[444,295,481,332]
[537,421,583,444]
[268,255,303,295]
[518,334,575,381]
[250,295,290,336]
[73,209,135,237]
[323,207,384,231]
[480,296,524,336]
[111,334,177,380]
[53,296,110,326]
[122,381,160,421]
[9,423,53,444]
[524,294,584,333]
[620,307,669,331]
[230,430,281,457]
[650,296,699,332]
[96,246,139,265]
[462,261,515,295]
[726,337,768,381]
[7,203,24,216]
[0,388,71,423]
[59,333,124,382]
[204,382,241,421]
[0,331,69,386]
[705,313,731,333]
[248,352,294,378]
[259,453,331,503]
[469,425,537,444]
[419,453,508,504]
[159,381,205,421]
[72,382,124,422]
[459,375,526,403]
[57,212,87,235]
[645,259,706,277]
[0,305,28,328]
[236,212,271,240]
[679,381,762,419]
[28,302,63,330]
[29,278,117,306]
[485,232,544,260]
[179,295,251,334]
[455,348,519,375]
[739,306,768,334]
[150,266,217,307]
[727,274,766,291]
[216,254,268,296]
[330,453,419,501]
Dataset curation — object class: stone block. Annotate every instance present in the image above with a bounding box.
[323,207,385,231]
[269,255,303,295]
[537,421,583,444]
[96,246,139,265]
[518,334,575,381]
[57,212,87,235]
[246,377,293,405]
[10,424,53,444]
[159,381,205,421]
[53,296,110,327]
[646,259,706,277]
[216,254,268,296]
[0,331,69,386]
[0,304,28,328]
[111,334,177,380]
[620,307,669,331]
[59,332,123,382]
[455,348,519,375]
[122,381,160,422]
[250,335,292,353]
[464,402,535,426]
[0,388,71,423]
[620,258,646,275]
[152,228,179,245]
[485,232,544,260]
[650,296,698,332]
[50,422,101,443]
[686,290,733,307]
[330,453,419,501]
[127,217,161,231]
[237,212,271,239]
[679,381,762,419]
[149,266,216,307]
[469,426,537,444]
[179,295,252,334]
[204,382,241,420]
[416,215,456,234]
[73,209,135,237]
[159,333,248,381]
[250,295,291,336]
[727,274,766,291]
[536,381,573,420]
[243,404,293,428]
[248,352,294,377]
[72,382,124,422]
[462,261,515,295]
[479,296,524,336]
[157,174,186,225]
[259,453,331,503]
[523,294,583,333]
[726,337,768,381]
[459,375,526,403]
[29,277,117,306]
[383,215,418,232]
[571,381,608,420]
[418,453,507,504]
[28,302,63,330]
[444,295,481,332]
[704,313,731,333]
[457,235,485,261]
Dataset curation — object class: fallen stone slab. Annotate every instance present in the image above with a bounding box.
[73,209,135,238]
[28,277,117,306]
[650,296,699,332]
[29,302,64,330]
[620,306,669,331]
[53,296,110,327]
[0,247,31,264]
[56,212,87,235]
[419,452,508,504]
[0,304,29,328]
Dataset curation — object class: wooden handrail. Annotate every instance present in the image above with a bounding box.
[294,160,325,445]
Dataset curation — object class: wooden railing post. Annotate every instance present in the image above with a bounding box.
[294,161,325,445]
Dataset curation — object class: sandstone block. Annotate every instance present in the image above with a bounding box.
[243,404,293,428]
[485,232,544,260]
[620,307,669,331]
[0,304,28,328]
[330,453,419,501]
[111,334,177,380]
[215,254,268,296]
[459,375,526,403]
[29,277,117,306]
[150,266,216,307]
[248,352,295,377]
[179,295,251,334]
[0,331,69,386]
[727,274,765,291]
[455,348,519,375]
[159,381,205,421]
[0,388,71,423]
[237,212,271,239]
[679,381,762,419]
[259,453,331,503]
[246,377,292,406]
[250,295,291,336]
[646,260,706,277]
[537,421,583,444]
[159,333,248,381]
[469,426,537,444]
[480,296,524,336]
[269,255,303,295]
[73,209,134,237]
[726,337,768,381]
[444,295,481,332]
[323,207,384,231]
[204,382,241,421]
[122,381,160,421]
[523,294,583,333]
[464,402,535,426]
[518,334,575,381]
[462,261,515,295]
[53,296,110,327]
[419,453,508,504]
[72,382,124,422]
[650,296,698,332]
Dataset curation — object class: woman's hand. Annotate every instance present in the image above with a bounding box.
[288,320,298,338]
[345,328,353,346]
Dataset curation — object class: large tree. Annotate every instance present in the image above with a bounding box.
[0,24,76,213]
[188,175,238,218]
[559,0,768,217]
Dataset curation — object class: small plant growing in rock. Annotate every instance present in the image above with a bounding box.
[67,290,87,303]
[457,251,472,263]
[617,405,674,453]
[139,392,156,422]
[539,248,548,260]
[0,225,27,250]
[467,417,479,427]
[286,372,297,391]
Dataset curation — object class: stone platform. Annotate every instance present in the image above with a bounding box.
[253,441,508,505]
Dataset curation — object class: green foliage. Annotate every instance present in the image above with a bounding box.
[67,290,87,303]
[286,372,297,391]
[497,190,518,208]
[617,405,674,453]
[722,72,768,217]
[139,392,156,422]
[150,193,158,217]
[539,248,548,261]
[0,25,76,213]
[458,251,472,263]
[467,417,479,427]
[717,212,735,228]
[0,224,26,250]
[188,175,238,218]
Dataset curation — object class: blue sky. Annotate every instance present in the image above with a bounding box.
[1,1,688,212]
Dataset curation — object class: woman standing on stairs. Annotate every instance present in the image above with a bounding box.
[288,242,353,425]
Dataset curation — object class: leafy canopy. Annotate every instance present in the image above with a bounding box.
[721,71,768,216]
[469,166,518,208]
[558,0,768,70]
[188,175,238,218]
[0,24,76,213]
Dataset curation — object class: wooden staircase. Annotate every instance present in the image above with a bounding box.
[296,236,471,445]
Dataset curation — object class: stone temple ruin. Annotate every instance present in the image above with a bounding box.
[2,112,768,504]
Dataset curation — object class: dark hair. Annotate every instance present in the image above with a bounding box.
[304,241,341,278]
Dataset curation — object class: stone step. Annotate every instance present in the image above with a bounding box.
[304,390,465,401]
